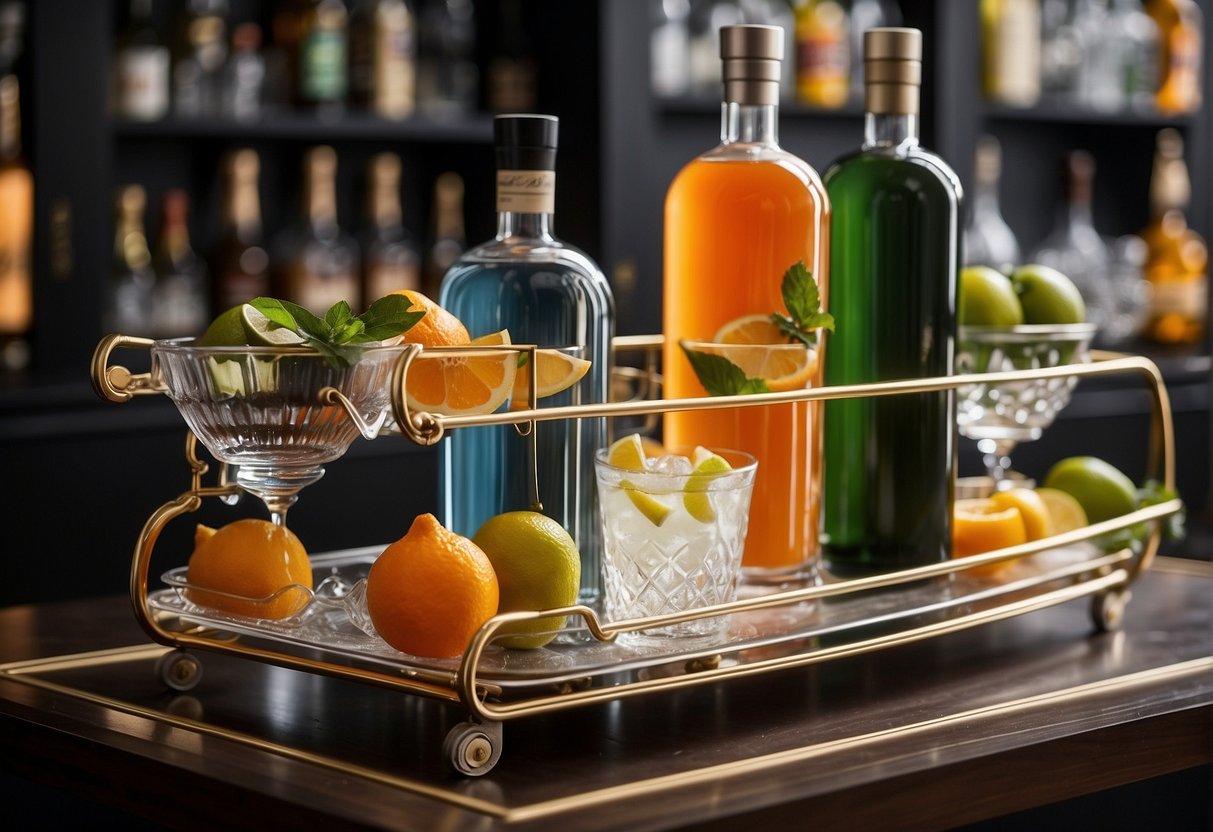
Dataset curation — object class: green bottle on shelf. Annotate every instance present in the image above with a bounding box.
[822,28,962,577]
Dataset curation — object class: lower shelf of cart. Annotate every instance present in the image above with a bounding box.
[148,542,1124,697]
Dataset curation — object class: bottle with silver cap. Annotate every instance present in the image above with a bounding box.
[663,24,830,583]
[439,114,615,605]
[822,27,963,577]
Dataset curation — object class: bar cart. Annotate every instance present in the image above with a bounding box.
[89,332,1184,775]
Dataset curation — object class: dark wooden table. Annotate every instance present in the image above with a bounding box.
[2,557,1210,831]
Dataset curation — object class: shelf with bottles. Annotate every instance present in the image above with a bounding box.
[112,110,494,143]
[981,102,1199,129]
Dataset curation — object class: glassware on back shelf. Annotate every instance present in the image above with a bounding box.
[1148,0,1203,114]
[221,22,266,120]
[1040,0,1082,104]
[416,0,477,114]
[1107,234,1151,345]
[107,184,156,336]
[1030,150,1117,337]
[0,73,31,371]
[172,0,229,118]
[823,27,962,578]
[794,0,850,108]
[688,0,745,98]
[295,0,349,117]
[361,152,421,301]
[0,2,24,79]
[273,146,360,315]
[151,189,209,338]
[115,0,171,121]
[212,149,270,311]
[1140,128,1208,344]
[349,0,416,119]
[981,0,1041,107]
[651,0,692,98]
[440,114,615,605]
[486,0,538,113]
[422,171,465,299]
[1108,0,1161,112]
[664,24,829,583]
[964,134,1021,271]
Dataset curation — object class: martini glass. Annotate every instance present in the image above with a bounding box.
[955,323,1097,489]
[152,339,408,524]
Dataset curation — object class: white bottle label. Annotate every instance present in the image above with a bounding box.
[496,170,555,214]
[118,46,170,121]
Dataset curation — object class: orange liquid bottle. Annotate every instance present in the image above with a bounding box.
[663,24,829,580]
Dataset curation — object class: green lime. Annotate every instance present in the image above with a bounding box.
[683,446,732,523]
[473,511,581,650]
[959,266,1024,326]
[1042,456,1138,551]
[1010,264,1086,325]
[198,305,248,346]
[240,304,305,346]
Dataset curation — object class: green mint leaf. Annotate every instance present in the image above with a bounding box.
[325,301,353,331]
[249,297,300,332]
[1138,481,1186,542]
[680,342,771,396]
[516,352,530,369]
[303,336,362,369]
[357,294,426,341]
[331,318,366,345]
[771,313,817,348]
[277,300,331,340]
[781,261,816,324]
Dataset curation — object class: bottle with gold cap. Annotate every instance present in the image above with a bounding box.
[822,27,962,577]
[663,23,830,583]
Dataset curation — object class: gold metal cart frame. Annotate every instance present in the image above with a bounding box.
[91,335,1183,775]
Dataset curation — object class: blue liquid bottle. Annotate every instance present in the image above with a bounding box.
[439,114,615,603]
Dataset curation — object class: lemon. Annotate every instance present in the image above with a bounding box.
[1010,264,1086,325]
[1035,487,1088,534]
[989,487,1053,540]
[607,433,647,471]
[473,511,581,649]
[683,446,732,523]
[959,265,1023,326]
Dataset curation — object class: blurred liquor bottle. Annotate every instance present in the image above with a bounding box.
[688,0,743,98]
[1141,128,1207,344]
[221,22,267,120]
[1148,0,1203,114]
[650,0,691,98]
[115,0,171,121]
[421,171,465,299]
[172,0,229,118]
[361,152,421,302]
[0,74,30,371]
[349,0,416,119]
[847,0,899,99]
[107,184,156,336]
[212,149,270,311]
[1040,0,1081,103]
[963,135,1020,271]
[295,0,349,116]
[274,146,360,313]
[151,189,209,337]
[981,0,1041,107]
[795,0,850,108]
[417,0,477,114]
[487,0,537,112]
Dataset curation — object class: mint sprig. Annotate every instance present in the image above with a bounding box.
[771,261,834,348]
[681,261,832,395]
[680,342,771,396]
[250,295,424,368]
[1138,480,1186,542]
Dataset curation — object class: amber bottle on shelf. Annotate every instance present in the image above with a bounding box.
[212,149,271,311]
[0,74,31,370]
[361,152,421,302]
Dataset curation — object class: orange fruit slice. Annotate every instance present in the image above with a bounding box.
[405,330,517,417]
[366,513,499,658]
[690,342,818,392]
[713,314,786,344]
[953,497,1029,576]
[186,519,313,620]
[989,487,1054,540]
[471,329,592,405]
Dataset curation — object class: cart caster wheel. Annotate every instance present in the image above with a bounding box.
[443,720,502,776]
[156,650,203,692]
[1092,589,1131,633]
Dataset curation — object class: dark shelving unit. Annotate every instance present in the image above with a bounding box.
[113,112,496,143]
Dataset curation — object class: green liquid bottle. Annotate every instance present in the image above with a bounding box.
[822,28,962,577]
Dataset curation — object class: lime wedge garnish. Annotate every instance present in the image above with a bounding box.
[683,446,732,523]
[241,304,305,346]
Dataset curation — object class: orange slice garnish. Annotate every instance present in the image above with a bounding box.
[713,313,786,344]
[689,342,818,392]
[405,330,517,417]
[953,497,1029,575]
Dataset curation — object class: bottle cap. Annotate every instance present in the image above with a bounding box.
[864,27,922,115]
[720,24,782,107]
[494,114,559,171]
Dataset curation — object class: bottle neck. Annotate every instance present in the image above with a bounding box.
[497,210,553,240]
[224,178,262,236]
[371,182,402,229]
[305,175,337,229]
[720,102,778,146]
[863,112,919,150]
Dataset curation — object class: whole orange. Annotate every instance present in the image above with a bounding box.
[187,519,313,619]
[390,289,470,347]
[366,513,499,658]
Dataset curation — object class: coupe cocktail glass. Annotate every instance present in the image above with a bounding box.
[955,323,1097,487]
[152,339,408,523]
[595,447,756,645]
